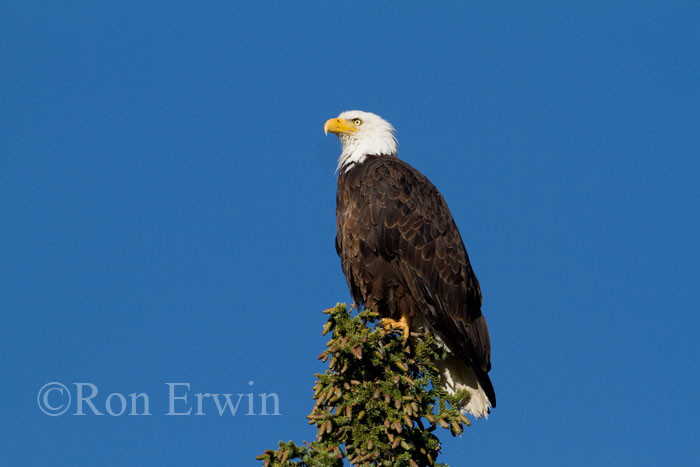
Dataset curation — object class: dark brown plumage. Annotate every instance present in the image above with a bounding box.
[335,154,496,407]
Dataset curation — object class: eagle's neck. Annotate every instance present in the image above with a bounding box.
[337,151,368,173]
[336,133,398,172]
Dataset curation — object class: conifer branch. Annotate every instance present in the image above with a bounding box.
[257,304,470,466]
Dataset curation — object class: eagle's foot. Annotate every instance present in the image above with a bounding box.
[379,315,411,342]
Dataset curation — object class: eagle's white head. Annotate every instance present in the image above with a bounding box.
[324,110,398,172]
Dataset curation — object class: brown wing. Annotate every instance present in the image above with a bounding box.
[336,156,495,405]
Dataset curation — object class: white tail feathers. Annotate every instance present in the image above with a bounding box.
[410,315,493,419]
[438,354,492,419]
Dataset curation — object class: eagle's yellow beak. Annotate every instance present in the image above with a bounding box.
[324,118,359,136]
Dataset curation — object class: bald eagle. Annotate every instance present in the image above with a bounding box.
[324,110,495,418]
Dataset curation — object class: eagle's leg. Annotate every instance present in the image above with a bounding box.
[379,313,411,341]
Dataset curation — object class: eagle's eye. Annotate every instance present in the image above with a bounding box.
[354,119,363,126]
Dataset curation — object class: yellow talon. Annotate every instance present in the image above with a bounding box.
[380,314,411,341]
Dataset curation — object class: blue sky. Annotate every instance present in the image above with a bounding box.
[1,1,699,466]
